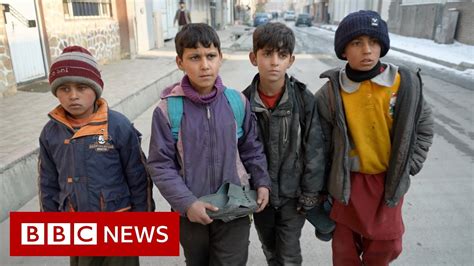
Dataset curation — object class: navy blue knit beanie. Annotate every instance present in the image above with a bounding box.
[334,10,389,60]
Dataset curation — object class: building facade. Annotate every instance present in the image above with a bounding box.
[0,0,235,98]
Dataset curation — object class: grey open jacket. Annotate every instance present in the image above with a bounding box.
[315,66,434,207]
[243,74,326,207]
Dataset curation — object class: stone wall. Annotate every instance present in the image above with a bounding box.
[0,4,16,98]
[40,1,121,65]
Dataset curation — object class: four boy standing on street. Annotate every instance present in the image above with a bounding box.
[37,10,434,265]
[315,10,434,265]
[243,22,326,265]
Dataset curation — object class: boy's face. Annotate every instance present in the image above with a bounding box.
[56,82,96,119]
[176,43,222,95]
[249,47,295,86]
[343,35,381,71]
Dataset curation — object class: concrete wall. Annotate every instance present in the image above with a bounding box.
[39,1,121,65]
[389,1,473,44]
[0,4,16,98]
[379,0,392,20]
[445,1,474,45]
[396,3,443,39]
[329,0,391,23]
[331,0,374,23]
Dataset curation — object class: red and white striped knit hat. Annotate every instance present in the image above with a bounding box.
[49,46,104,98]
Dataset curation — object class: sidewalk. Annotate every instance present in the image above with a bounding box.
[0,45,182,222]
[0,25,249,223]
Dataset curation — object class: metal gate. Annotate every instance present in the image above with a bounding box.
[3,1,46,83]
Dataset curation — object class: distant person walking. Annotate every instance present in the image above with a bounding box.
[174,1,191,31]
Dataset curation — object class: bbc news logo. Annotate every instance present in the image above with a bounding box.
[11,212,179,256]
[21,223,169,245]
[22,223,98,245]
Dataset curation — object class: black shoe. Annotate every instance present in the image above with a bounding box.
[306,199,335,240]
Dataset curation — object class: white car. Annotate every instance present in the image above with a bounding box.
[284,11,296,21]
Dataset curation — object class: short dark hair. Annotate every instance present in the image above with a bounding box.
[175,23,221,58]
[252,22,295,54]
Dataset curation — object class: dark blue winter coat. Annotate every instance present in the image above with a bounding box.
[39,99,154,212]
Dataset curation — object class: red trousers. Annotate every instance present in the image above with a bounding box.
[332,222,402,266]
[330,172,404,266]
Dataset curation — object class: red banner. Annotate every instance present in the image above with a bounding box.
[10,212,180,256]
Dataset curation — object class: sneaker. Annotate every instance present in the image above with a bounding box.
[199,182,258,222]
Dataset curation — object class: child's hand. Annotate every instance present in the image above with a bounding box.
[296,194,320,214]
[186,200,218,225]
[255,187,269,213]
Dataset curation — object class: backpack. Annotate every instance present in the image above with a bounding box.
[167,88,245,141]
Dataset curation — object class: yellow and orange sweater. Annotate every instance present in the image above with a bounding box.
[340,68,400,174]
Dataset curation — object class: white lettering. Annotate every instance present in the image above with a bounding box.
[47,223,70,245]
[121,226,133,243]
[21,223,44,245]
[104,226,119,243]
[134,226,155,243]
[156,226,168,243]
[74,223,97,245]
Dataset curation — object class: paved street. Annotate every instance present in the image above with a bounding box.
[0,21,473,265]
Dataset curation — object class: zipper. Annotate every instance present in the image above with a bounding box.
[207,105,216,191]
[68,196,76,212]
[100,192,105,211]
[332,77,350,204]
[283,116,288,143]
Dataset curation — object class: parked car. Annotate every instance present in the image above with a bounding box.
[295,13,312,27]
[254,12,270,27]
[283,11,296,21]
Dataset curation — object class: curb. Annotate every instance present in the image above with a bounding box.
[0,68,182,222]
[390,47,472,71]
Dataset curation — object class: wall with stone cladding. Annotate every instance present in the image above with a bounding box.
[0,5,17,98]
[41,1,121,65]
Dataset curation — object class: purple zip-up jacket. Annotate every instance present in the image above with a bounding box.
[147,75,271,215]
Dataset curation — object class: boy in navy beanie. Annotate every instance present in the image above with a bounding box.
[40,46,155,266]
[315,10,434,265]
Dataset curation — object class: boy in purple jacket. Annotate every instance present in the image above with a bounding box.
[147,23,271,265]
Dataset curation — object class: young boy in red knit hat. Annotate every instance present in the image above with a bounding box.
[315,10,434,265]
[38,45,155,266]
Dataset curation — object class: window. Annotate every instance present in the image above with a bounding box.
[63,0,112,18]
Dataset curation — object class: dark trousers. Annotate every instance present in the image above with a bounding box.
[70,256,139,266]
[332,222,402,266]
[179,216,251,266]
[253,199,306,266]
